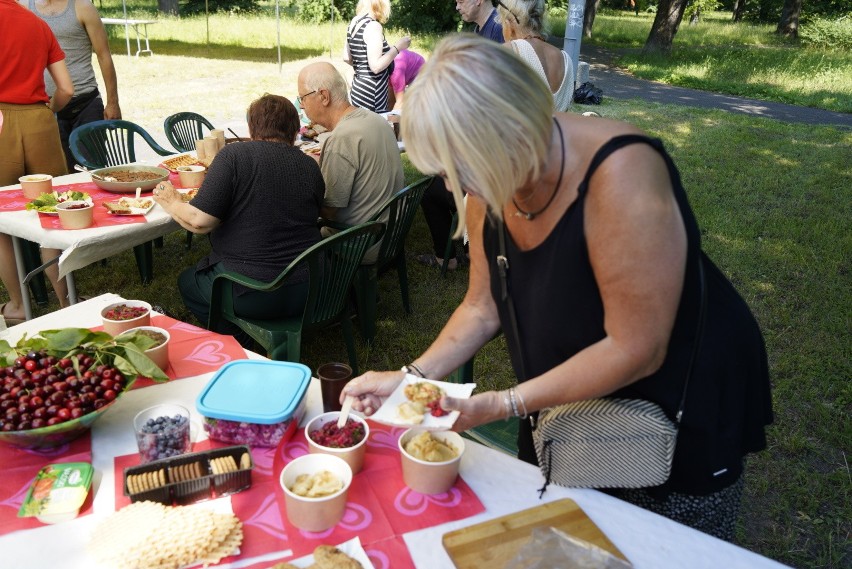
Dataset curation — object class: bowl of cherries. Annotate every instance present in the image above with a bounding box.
[0,328,167,449]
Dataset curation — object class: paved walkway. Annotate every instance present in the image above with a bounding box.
[580,44,852,129]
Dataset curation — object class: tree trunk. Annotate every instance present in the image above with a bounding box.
[776,0,802,37]
[689,7,700,24]
[642,0,689,54]
[583,0,600,39]
[732,0,745,22]
[158,0,178,16]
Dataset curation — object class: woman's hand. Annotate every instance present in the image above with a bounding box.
[152,180,179,206]
[395,36,411,53]
[341,370,406,415]
[440,390,506,433]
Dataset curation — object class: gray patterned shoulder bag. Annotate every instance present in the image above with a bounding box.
[495,219,706,494]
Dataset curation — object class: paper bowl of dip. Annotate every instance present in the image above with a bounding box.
[101,300,152,336]
[116,326,170,371]
[279,453,352,532]
[398,428,465,495]
[19,174,53,199]
[305,412,369,474]
[55,200,94,230]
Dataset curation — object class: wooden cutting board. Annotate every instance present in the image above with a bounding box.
[442,498,629,568]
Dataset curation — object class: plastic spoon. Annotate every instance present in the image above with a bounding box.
[338,396,354,428]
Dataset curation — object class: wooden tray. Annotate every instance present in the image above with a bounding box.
[442,498,629,568]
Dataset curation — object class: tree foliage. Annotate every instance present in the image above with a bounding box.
[181,0,261,15]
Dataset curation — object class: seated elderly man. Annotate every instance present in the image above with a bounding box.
[297,62,404,263]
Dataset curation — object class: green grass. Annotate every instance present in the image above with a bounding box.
[551,10,852,113]
[3,11,851,568]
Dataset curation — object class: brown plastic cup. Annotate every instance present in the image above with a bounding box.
[317,362,353,413]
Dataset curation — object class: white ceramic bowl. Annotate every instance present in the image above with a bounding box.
[176,165,206,188]
[279,454,352,532]
[19,174,53,199]
[55,200,93,230]
[101,300,152,336]
[305,412,369,474]
[117,325,170,371]
[398,429,465,495]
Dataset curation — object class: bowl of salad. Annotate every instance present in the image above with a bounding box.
[25,190,92,215]
[101,301,152,336]
[305,412,370,474]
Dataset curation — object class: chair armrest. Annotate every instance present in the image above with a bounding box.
[317,217,352,231]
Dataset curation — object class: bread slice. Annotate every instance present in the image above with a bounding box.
[104,201,131,215]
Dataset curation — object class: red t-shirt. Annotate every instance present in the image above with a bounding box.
[0,0,65,104]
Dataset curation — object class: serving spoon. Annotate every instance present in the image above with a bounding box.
[338,396,355,429]
[73,164,114,182]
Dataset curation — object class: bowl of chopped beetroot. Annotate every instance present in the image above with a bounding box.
[305,412,370,474]
[101,300,152,336]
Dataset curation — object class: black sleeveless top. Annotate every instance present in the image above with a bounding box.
[483,134,773,495]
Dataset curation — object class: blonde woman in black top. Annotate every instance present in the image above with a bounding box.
[342,35,772,541]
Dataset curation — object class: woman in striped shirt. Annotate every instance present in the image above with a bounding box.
[344,0,409,113]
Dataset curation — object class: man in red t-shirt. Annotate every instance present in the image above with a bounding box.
[0,0,74,324]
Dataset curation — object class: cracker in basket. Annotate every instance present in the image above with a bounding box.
[240,452,251,470]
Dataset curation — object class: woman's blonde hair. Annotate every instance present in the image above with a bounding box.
[401,34,553,227]
[497,0,547,35]
[356,0,391,23]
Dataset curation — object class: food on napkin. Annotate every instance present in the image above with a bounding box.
[88,501,242,569]
[289,470,343,498]
[25,190,91,213]
[270,544,365,569]
[404,431,459,462]
[370,377,475,430]
[396,381,447,424]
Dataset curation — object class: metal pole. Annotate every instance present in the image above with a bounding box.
[329,1,334,59]
[563,0,585,85]
[276,0,281,72]
[122,0,131,58]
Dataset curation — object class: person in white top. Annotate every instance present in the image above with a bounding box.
[496,0,574,112]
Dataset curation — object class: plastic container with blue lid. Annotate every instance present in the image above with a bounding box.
[196,360,311,447]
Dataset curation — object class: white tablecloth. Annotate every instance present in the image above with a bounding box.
[0,295,789,569]
[0,172,179,279]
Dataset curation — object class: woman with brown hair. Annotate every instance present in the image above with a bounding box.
[153,94,325,334]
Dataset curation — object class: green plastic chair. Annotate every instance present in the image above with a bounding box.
[68,119,174,170]
[163,112,215,153]
[207,221,386,374]
[352,176,432,343]
[68,119,175,284]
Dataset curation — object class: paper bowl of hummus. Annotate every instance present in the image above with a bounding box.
[398,428,465,495]
[279,454,352,532]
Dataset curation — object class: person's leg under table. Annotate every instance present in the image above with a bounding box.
[418,177,459,268]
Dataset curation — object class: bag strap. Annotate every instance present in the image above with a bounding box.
[497,221,527,380]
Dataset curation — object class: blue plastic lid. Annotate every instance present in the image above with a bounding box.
[196,360,311,424]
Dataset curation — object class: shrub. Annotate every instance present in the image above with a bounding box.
[799,15,852,49]
[390,0,459,34]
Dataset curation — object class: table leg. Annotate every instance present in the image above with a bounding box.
[10,236,33,321]
[66,272,78,304]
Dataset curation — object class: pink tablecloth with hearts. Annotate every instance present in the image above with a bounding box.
[112,423,484,569]
[0,317,247,537]
[0,174,183,230]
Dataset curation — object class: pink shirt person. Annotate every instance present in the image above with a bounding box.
[388,49,425,109]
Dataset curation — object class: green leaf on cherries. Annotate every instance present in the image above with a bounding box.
[0,327,169,384]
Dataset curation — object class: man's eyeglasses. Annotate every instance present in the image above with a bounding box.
[297,90,317,106]
[492,0,520,25]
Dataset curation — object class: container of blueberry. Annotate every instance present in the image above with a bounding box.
[195,360,311,448]
[133,404,191,463]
